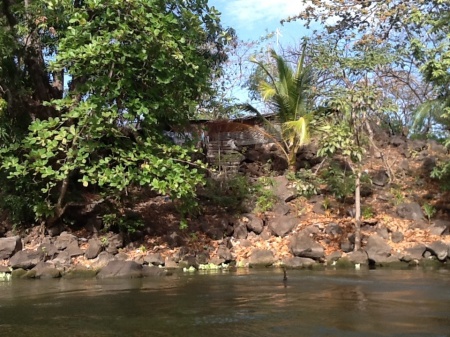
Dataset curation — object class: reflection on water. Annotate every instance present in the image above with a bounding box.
[0,268,449,337]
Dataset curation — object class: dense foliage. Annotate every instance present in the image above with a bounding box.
[0,0,229,227]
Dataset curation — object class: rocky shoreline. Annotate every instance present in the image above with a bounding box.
[1,137,450,280]
[1,211,449,281]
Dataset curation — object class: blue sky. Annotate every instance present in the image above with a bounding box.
[209,0,308,44]
[208,0,311,105]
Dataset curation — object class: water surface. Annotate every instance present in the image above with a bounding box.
[0,268,449,336]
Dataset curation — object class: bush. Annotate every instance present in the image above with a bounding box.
[287,169,322,198]
[201,174,252,212]
[253,177,278,212]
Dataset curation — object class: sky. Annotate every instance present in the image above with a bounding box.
[209,0,308,45]
[208,0,311,105]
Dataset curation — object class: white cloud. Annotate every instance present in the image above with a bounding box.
[220,0,307,30]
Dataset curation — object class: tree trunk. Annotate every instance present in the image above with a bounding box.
[354,171,361,251]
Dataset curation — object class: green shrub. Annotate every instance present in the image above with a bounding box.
[202,174,251,212]
[321,163,355,202]
[253,177,277,212]
[287,169,322,198]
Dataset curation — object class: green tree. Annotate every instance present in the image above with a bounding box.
[0,0,229,227]
[242,44,314,172]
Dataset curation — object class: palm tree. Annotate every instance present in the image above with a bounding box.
[241,44,314,172]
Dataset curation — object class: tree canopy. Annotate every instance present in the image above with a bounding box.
[0,0,229,226]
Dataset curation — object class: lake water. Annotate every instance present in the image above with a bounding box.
[0,268,449,337]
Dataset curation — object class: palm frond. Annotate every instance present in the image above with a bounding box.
[282,116,311,150]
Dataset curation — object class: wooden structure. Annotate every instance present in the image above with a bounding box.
[202,114,279,174]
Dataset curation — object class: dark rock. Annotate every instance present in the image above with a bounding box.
[389,135,406,147]
[396,202,425,222]
[272,202,291,216]
[0,236,22,260]
[391,231,404,243]
[272,175,297,202]
[372,170,389,187]
[217,246,233,261]
[365,234,392,264]
[85,238,102,259]
[54,232,78,250]
[9,249,44,269]
[426,241,449,261]
[91,251,116,269]
[144,253,164,266]
[46,224,63,237]
[376,227,389,240]
[268,216,298,237]
[243,214,264,234]
[282,257,316,268]
[163,232,184,249]
[38,239,59,260]
[422,156,436,173]
[0,265,10,272]
[403,244,426,261]
[248,249,275,267]
[429,220,450,236]
[97,260,143,279]
[326,251,342,264]
[51,251,71,267]
[105,233,124,253]
[300,225,320,236]
[325,223,343,236]
[233,222,248,239]
[200,217,228,240]
[66,241,84,257]
[259,226,272,241]
[164,257,178,269]
[31,262,61,279]
[340,239,354,253]
[290,233,324,260]
[346,250,369,265]
[196,252,210,265]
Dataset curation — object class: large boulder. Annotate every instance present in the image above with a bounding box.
[346,250,369,265]
[31,262,61,279]
[429,220,450,236]
[396,202,425,222]
[268,216,298,237]
[248,249,275,267]
[0,236,22,260]
[365,234,393,264]
[426,241,449,261]
[54,232,78,250]
[217,245,233,262]
[242,214,264,234]
[9,249,45,269]
[371,170,389,187]
[271,175,297,202]
[290,233,324,260]
[402,243,426,261]
[85,238,103,259]
[97,260,143,279]
[233,222,248,239]
[144,253,164,266]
